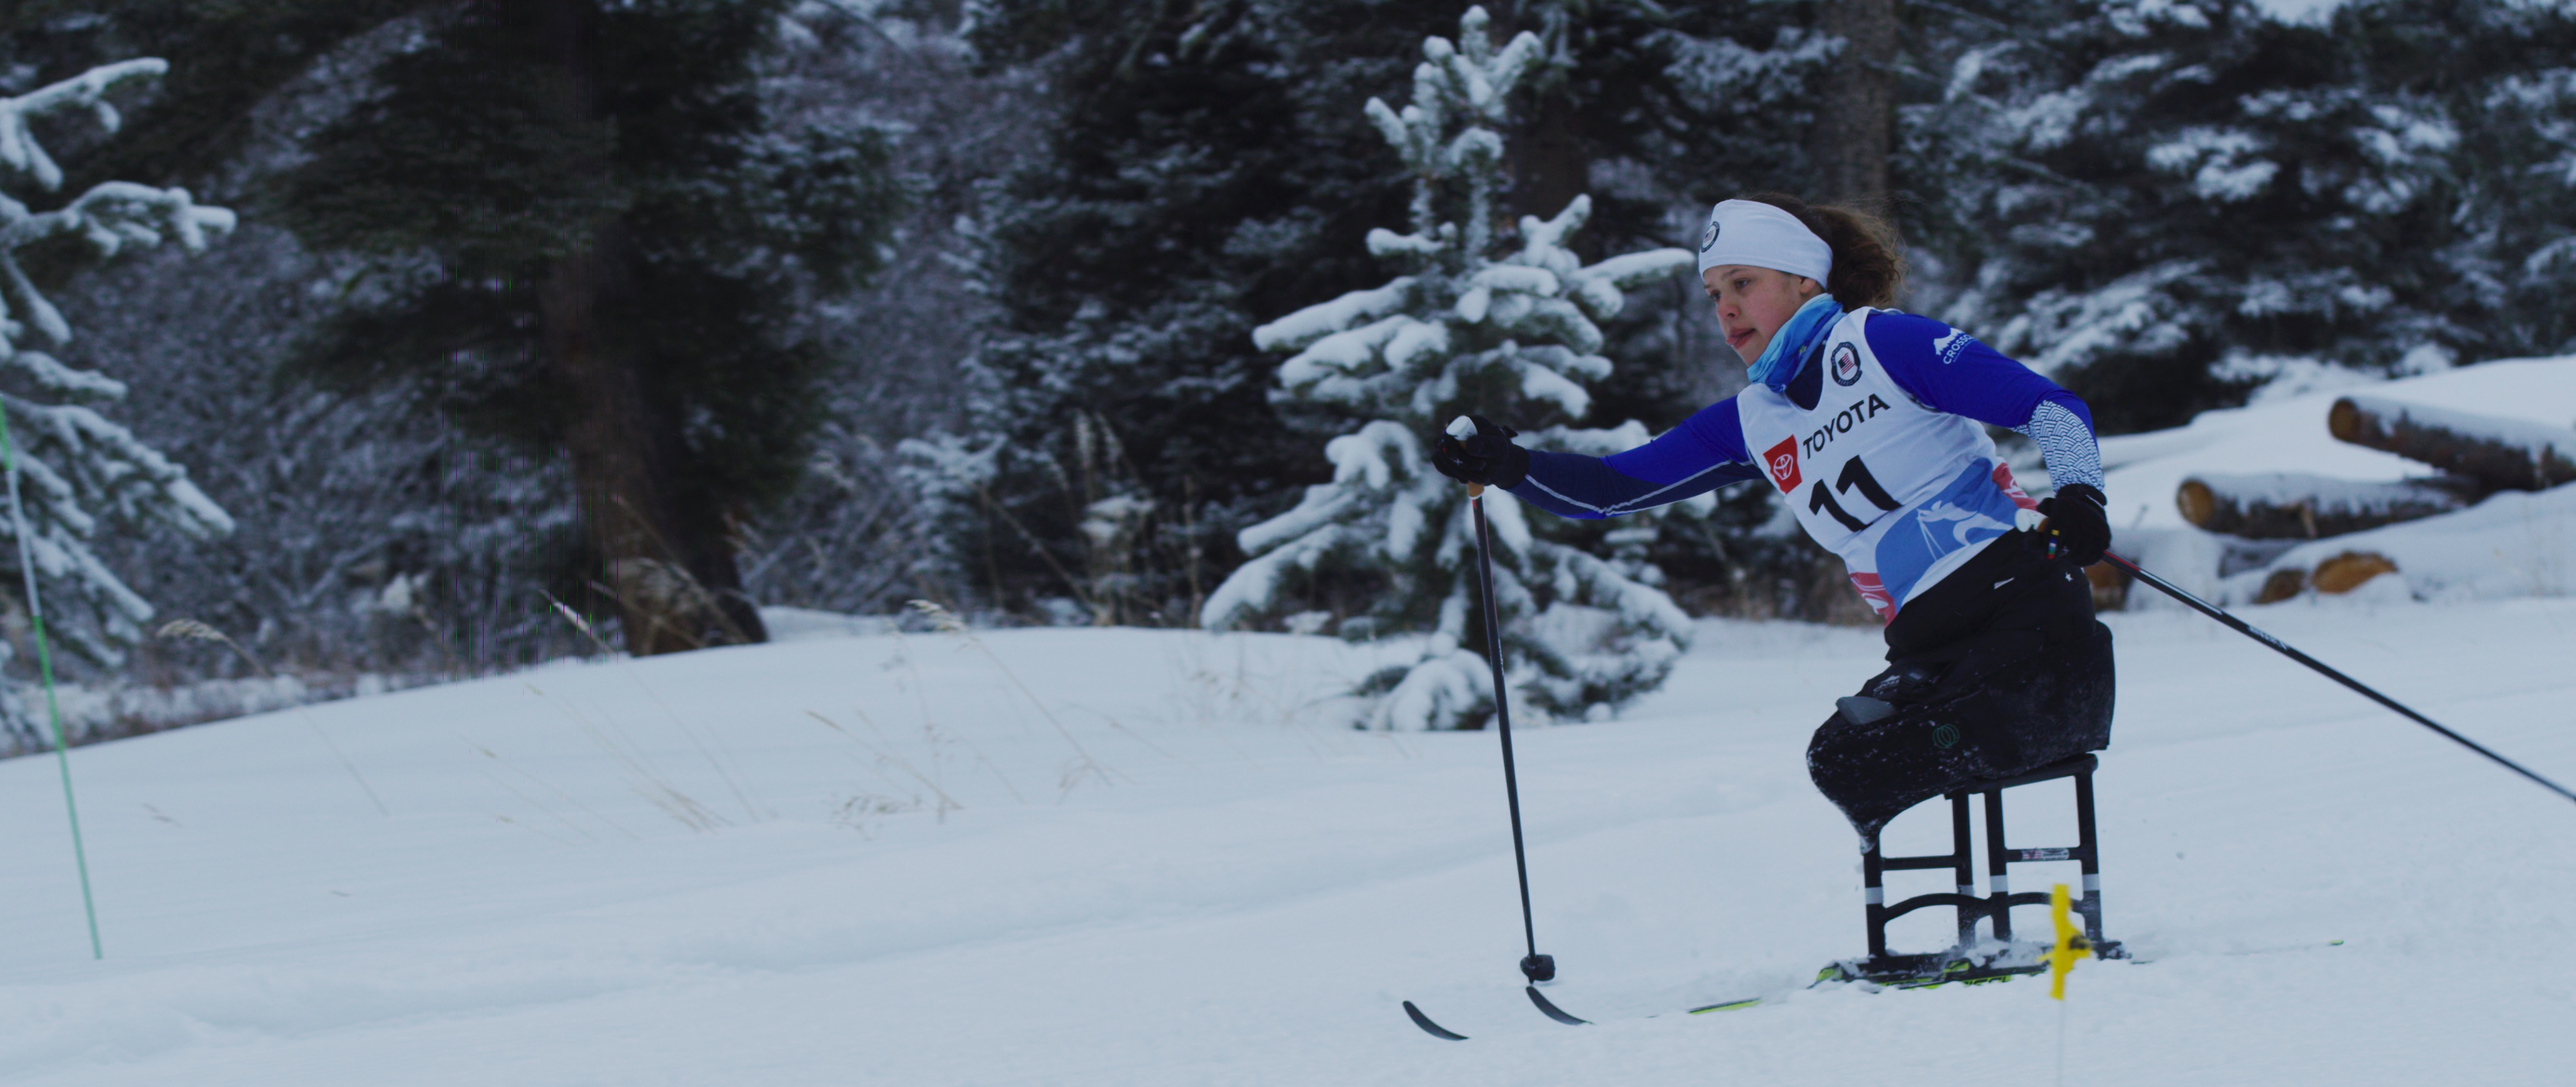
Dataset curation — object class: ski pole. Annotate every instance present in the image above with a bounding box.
[2104,553,2576,806]
[0,399,103,958]
[1465,482,1556,983]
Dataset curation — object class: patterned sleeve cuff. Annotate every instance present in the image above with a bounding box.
[2013,398,2103,491]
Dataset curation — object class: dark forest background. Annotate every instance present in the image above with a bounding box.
[1,0,2571,741]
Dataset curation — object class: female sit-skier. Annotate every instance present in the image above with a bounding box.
[1432,195,2117,846]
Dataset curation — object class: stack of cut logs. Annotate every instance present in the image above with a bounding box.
[2134,395,2576,605]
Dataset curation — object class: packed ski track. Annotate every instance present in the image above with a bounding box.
[2,599,2572,1085]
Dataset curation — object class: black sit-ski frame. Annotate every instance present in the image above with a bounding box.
[1840,753,2125,985]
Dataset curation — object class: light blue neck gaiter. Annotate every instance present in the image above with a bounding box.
[1748,292,1841,392]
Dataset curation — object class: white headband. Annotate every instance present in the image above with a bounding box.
[1695,199,1833,286]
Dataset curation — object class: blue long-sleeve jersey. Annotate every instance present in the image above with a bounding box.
[1509,312,2100,520]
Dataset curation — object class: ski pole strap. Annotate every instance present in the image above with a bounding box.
[2105,554,2576,807]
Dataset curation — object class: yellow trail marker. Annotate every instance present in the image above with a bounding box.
[2046,883,2091,1000]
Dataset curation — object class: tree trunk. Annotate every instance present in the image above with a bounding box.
[2328,395,2576,494]
[2175,472,2468,539]
[538,231,746,653]
[1495,5,1587,242]
[1513,91,1587,231]
[1811,0,1898,206]
[666,451,770,648]
[537,0,763,655]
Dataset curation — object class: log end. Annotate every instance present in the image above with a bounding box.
[2313,550,2399,595]
[2327,397,2363,444]
[2256,568,2307,604]
[2544,444,2576,490]
[2176,478,2218,528]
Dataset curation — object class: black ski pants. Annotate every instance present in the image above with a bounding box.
[1806,532,2115,843]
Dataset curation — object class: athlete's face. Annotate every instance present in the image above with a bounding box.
[1703,265,1825,368]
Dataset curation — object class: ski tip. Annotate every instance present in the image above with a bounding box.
[1525,985,1590,1025]
[1686,997,1763,1014]
[1404,1000,1468,1040]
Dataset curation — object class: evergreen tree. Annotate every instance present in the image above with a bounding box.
[1199,8,1697,731]
[74,226,584,689]
[2399,0,2576,363]
[941,0,1826,625]
[738,3,1052,619]
[0,57,236,748]
[3,4,608,691]
[278,0,906,653]
[1903,0,2576,433]
[943,0,1426,626]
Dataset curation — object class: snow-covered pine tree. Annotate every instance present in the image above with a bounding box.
[1906,0,2490,432]
[2432,0,2576,362]
[0,59,236,749]
[939,1,1829,627]
[1199,7,1698,732]
[944,0,1428,627]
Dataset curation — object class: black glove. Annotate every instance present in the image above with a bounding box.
[1431,414,1530,490]
[2034,483,2110,567]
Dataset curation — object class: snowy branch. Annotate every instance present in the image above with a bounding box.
[0,58,167,192]
[0,58,237,673]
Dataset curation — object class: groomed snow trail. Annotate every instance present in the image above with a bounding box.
[2,601,2572,1085]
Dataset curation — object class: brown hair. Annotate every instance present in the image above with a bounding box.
[1740,193,1906,310]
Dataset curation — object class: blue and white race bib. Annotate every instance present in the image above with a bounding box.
[1736,309,2037,619]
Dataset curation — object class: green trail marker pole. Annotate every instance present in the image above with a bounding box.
[0,399,103,959]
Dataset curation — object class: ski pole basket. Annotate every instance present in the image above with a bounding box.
[1831,754,2126,986]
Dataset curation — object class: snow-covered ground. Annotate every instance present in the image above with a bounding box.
[3,601,2573,1085]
